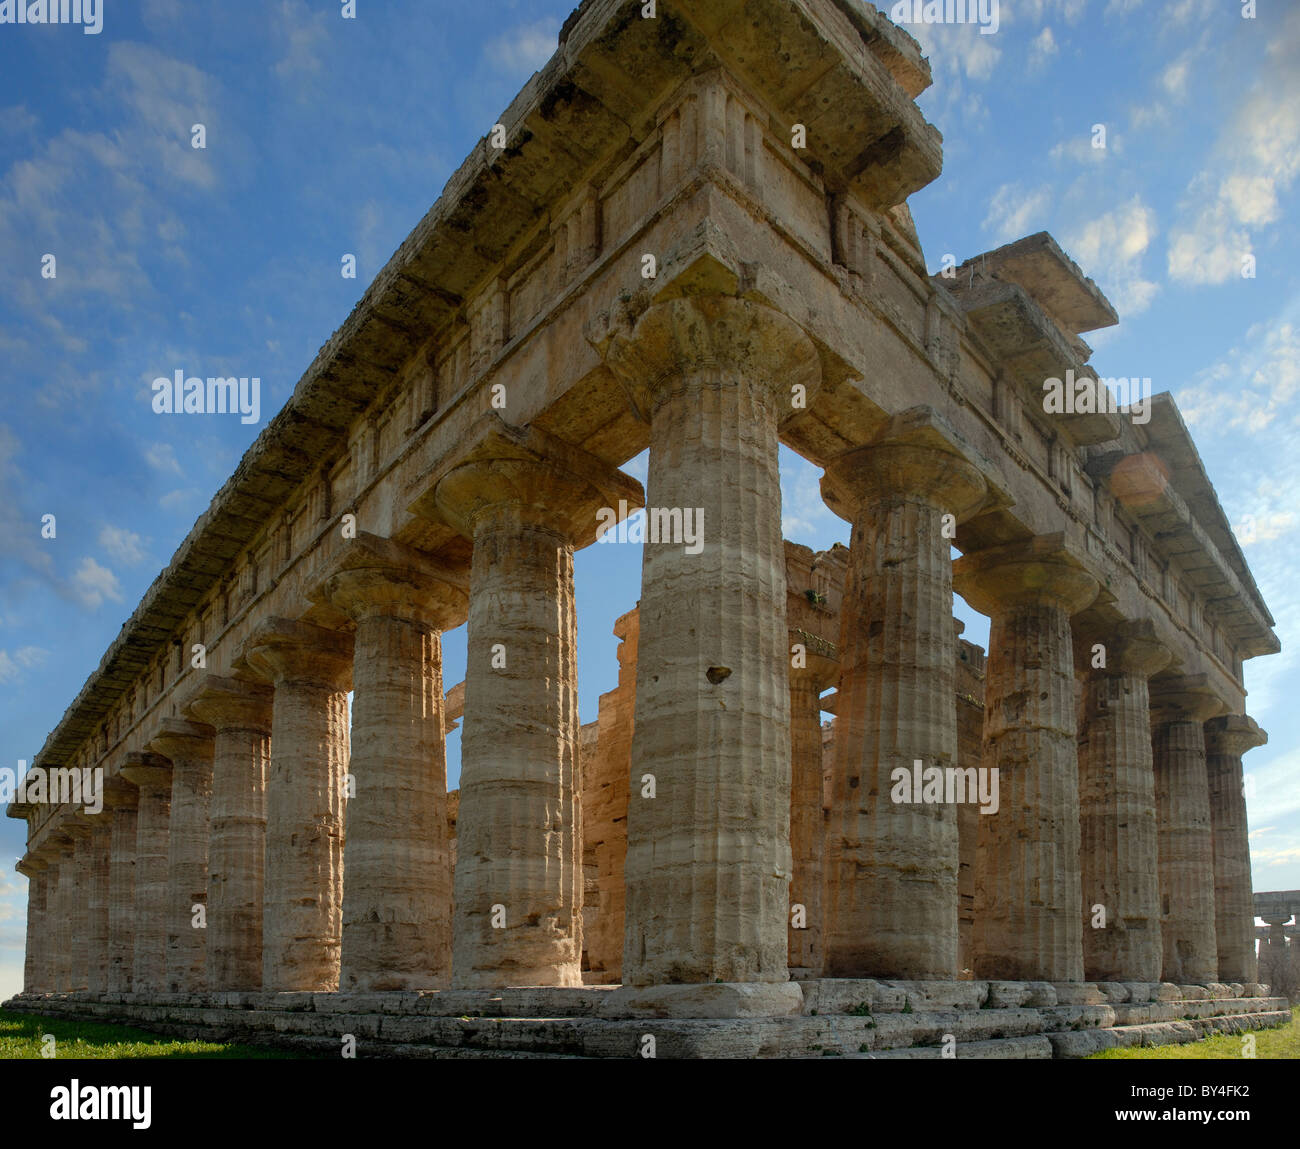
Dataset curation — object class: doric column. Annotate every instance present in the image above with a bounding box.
[602,293,819,986]
[184,676,273,992]
[15,854,47,994]
[105,778,140,993]
[63,817,95,992]
[1150,677,1225,984]
[45,835,74,992]
[83,812,114,994]
[1205,715,1266,984]
[147,718,215,994]
[953,536,1099,982]
[119,752,173,994]
[1077,620,1171,982]
[821,413,987,979]
[242,619,352,992]
[315,532,468,991]
[433,432,640,989]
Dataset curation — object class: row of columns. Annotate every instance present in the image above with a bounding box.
[15,293,1266,994]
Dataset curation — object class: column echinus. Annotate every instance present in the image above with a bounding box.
[183,676,272,991]
[1076,619,1171,982]
[119,752,173,994]
[1205,714,1267,983]
[239,620,352,992]
[146,718,215,993]
[821,409,989,979]
[311,532,468,991]
[1149,675,1227,985]
[953,535,1100,982]
[105,776,140,993]
[62,815,95,992]
[428,422,642,988]
[599,291,819,989]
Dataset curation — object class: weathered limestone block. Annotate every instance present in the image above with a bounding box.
[105,780,140,993]
[185,676,273,992]
[602,292,819,987]
[954,631,985,977]
[148,717,216,994]
[434,435,640,989]
[1077,621,1170,982]
[954,537,1099,982]
[119,752,174,994]
[822,412,987,979]
[1151,677,1224,985]
[1204,715,1266,984]
[242,619,353,992]
[316,532,468,991]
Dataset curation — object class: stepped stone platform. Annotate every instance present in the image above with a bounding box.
[5,980,1288,1059]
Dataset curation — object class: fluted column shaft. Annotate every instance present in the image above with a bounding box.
[1204,716,1266,983]
[605,295,819,986]
[107,794,139,993]
[321,544,466,991]
[788,664,830,974]
[64,825,94,991]
[17,860,46,993]
[85,821,113,993]
[822,433,985,979]
[1078,624,1169,981]
[955,541,1099,982]
[1152,683,1222,985]
[51,839,75,991]
[243,620,352,992]
[120,755,173,994]
[149,720,215,993]
[186,677,273,992]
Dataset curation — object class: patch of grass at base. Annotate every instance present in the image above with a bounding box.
[1088,1015,1298,1060]
[0,1009,311,1059]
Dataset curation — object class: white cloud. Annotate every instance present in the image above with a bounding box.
[1064,196,1159,317]
[1029,26,1058,70]
[274,0,330,82]
[70,558,123,610]
[98,525,147,566]
[485,19,560,75]
[983,182,1051,241]
[144,442,183,475]
[0,646,46,683]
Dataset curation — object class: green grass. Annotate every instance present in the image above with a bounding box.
[1088,1016,1299,1060]
[0,1009,309,1059]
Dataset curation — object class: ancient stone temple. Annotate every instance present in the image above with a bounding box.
[5,0,1290,1057]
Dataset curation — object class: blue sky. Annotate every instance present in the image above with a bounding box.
[0,0,1296,1000]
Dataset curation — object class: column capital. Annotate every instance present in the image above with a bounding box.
[16,854,44,876]
[426,421,643,548]
[1092,618,1173,678]
[954,534,1099,616]
[239,618,353,691]
[787,632,839,690]
[146,717,216,766]
[1204,714,1267,757]
[821,407,989,522]
[119,751,173,794]
[1149,674,1228,725]
[101,775,139,812]
[310,531,469,630]
[183,674,274,733]
[599,293,822,422]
